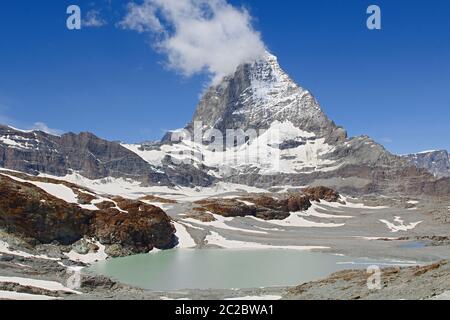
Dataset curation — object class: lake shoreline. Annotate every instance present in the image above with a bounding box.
[85,248,428,292]
[1,241,448,300]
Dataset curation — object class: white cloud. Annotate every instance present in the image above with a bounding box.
[119,0,266,84]
[30,122,64,136]
[83,10,107,28]
[119,2,162,33]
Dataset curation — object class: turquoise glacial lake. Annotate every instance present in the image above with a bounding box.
[88,249,409,291]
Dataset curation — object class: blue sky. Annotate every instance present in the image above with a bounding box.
[0,0,448,154]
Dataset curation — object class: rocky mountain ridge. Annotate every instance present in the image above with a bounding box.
[403,150,450,178]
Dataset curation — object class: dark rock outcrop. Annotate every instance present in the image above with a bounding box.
[303,186,341,203]
[0,125,171,186]
[195,199,259,218]
[192,192,317,221]
[0,174,92,245]
[0,174,176,253]
[94,198,176,253]
[139,195,177,204]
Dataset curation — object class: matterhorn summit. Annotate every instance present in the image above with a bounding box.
[188,52,346,144]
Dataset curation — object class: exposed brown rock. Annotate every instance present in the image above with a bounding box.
[93,205,176,254]
[94,201,116,210]
[185,207,216,222]
[303,186,341,203]
[140,195,177,204]
[193,192,314,221]
[195,199,257,218]
[111,197,143,213]
[77,192,96,205]
[285,194,313,212]
[413,262,442,276]
[0,174,93,245]
[1,170,94,196]
[0,174,176,254]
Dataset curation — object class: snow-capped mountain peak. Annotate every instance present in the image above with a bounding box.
[189,51,344,143]
[240,52,316,114]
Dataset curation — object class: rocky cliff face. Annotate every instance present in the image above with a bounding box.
[0,125,171,186]
[0,172,176,254]
[403,150,450,178]
[0,174,92,245]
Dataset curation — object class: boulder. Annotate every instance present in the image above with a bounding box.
[194,192,313,221]
[0,175,93,245]
[94,208,176,253]
[303,186,341,202]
